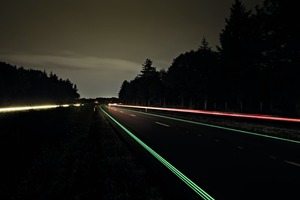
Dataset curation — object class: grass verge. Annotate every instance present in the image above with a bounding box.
[0,104,167,199]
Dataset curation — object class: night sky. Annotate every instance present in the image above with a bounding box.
[1,0,262,98]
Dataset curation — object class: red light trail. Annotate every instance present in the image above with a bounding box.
[109,104,300,123]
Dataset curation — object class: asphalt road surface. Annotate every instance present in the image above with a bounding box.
[101,105,300,200]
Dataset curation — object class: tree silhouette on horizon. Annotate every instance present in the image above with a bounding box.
[0,62,80,106]
[119,0,300,116]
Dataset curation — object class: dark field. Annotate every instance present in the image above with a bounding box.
[0,105,168,200]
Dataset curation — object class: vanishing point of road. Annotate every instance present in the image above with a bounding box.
[100,105,300,200]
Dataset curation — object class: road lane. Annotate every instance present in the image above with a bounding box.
[101,105,300,199]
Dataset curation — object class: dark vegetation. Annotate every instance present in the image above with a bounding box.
[0,1,298,199]
[119,0,300,116]
[0,62,79,106]
[0,105,167,200]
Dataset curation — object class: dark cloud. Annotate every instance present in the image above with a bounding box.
[0,53,141,97]
[0,0,263,98]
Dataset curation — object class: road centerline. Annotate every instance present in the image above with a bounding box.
[100,106,215,200]
[104,105,300,199]
[120,108,300,144]
[285,160,300,167]
[155,121,170,127]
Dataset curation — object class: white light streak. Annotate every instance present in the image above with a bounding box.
[0,104,81,113]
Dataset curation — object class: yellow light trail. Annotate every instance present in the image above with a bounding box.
[0,104,81,113]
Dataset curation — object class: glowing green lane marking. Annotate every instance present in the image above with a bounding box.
[121,108,300,145]
[100,106,214,200]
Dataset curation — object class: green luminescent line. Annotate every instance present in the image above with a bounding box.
[125,108,300,145]
[100,106,214,200]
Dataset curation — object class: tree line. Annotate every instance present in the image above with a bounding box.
[119,0,300,116]
[0,61,80,106]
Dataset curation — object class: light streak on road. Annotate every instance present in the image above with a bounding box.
[284,160,300,167]
[121,107,300,144]
[0,104,81,113]
[100,106,214,200]
[109,104,300,123]
[155,122,170,127]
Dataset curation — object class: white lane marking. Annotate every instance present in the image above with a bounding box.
[269,156,277,159]
[119,108,300,144]
[284,160,300,167]
[215,139,220,142]
[130,114,136,117]
[237,146,244,150]
[155,122,170,127]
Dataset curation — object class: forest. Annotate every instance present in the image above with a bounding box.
[118,0,300,116]
[0,62,80,106]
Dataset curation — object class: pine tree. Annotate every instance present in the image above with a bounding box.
[218,0,255,111]
[139,58,156,78]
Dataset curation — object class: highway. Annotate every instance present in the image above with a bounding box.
[100,105,300,199]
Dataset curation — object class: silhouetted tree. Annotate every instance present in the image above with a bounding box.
[119,80,130,102]
[218,0,257,112]
[254,0,300,114]
[136,59,161,105]
[165,37,219,108]
[118,59,162,105]
[139,59,156,78]
[117,0,300,116]
[0,61,80,106]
